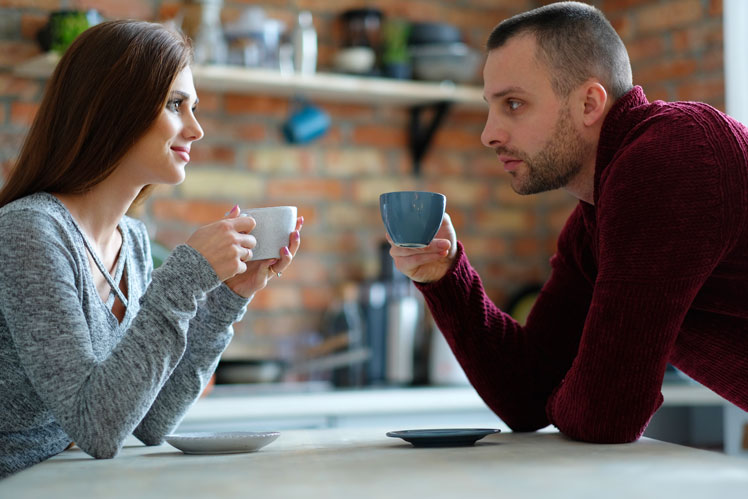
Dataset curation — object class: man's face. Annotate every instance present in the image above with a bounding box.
[481,34,592,195]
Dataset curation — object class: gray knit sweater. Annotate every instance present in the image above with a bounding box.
[0,193,249,477]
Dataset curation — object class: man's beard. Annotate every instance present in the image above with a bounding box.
[499,106,592,195]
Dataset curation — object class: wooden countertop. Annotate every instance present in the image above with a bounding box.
[180,382,726,426]
[2,428,747,498]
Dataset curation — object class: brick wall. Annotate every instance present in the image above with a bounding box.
[0,0,724,360]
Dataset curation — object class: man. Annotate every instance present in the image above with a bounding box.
[387,1,748,443]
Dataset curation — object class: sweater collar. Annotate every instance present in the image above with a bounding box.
[592,85,650,205]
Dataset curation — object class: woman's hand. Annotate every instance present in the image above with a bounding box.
[185,206,259,282]
[387,213,458,283]
[224,207,304,299]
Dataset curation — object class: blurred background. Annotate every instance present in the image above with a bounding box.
[0,0,726,388]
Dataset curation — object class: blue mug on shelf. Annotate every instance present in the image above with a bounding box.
[282,99,330,144]
[380,191,446,248]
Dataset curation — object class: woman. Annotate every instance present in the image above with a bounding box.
[0,20,302,477]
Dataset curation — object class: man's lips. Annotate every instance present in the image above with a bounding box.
[498,155,522,172]
[171,146,190,162]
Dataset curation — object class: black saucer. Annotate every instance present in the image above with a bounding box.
[386,428,501,447]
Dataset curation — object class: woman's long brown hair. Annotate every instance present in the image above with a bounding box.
[0,20,193,208]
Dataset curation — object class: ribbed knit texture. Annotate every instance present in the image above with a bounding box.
[417,86,748,443]
[0,193,250,477]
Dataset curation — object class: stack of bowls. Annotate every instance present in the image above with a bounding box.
[408,22,482,84]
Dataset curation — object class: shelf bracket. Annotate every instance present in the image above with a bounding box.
[409,101,452,175]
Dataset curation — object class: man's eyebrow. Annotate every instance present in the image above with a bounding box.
[170,90,199,105]
[483,86,527,102]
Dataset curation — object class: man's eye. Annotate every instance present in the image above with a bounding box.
[166,99,182,112]
[507,100,522,111]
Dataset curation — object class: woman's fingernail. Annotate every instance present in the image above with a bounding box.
[283,247,291,255]
[293,230,300,240]
[224,204,239,216]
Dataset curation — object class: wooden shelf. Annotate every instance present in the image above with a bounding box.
[13,53,485,109]
[13,53,486,173]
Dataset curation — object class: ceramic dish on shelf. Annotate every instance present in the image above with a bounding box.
[386,428,500,447]
[165,431,280,455]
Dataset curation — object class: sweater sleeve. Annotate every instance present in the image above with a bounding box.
[546,110,742,443]
[0,211,222,459]
[415,215,594,432]
[132,227,250,445]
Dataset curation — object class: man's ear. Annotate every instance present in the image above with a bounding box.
[579,80,608,127]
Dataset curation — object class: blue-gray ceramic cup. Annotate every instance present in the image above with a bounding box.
[380,191,446,248]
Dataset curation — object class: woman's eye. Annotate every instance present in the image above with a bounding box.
[166,99,182,112]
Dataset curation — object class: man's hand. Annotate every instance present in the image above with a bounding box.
[387,213,458,283]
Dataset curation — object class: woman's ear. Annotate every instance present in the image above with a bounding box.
[580,81,608,127]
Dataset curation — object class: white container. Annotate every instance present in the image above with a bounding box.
[292,10,317,74]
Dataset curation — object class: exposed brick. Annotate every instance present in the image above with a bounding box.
[476,208,534,233]
[0,0,728,360]
[676,76,725,103]
[236,123,268,142]
[635,0,703,34]
[301,286,336,310]
[151,226,193,250]
[0,74,41,99]
[10,100,37,126]
[421,153,469,177]
[626,35,666,64]
[672,24,723,54]
[639,83,671,103]
[151,199,229,226]
[513,237,541,257]
[249,285,303,311]
[179,169,265,201]
[20,13,47,41]
[698,49,723,74]
[0,41,40,66]
[324,101,377,120]
[194,90,220,113]
[72,0,154,20]
[600,0,659,11]
[426,178,488,206]
[323,148,386,176]
[548,205,577,232]
[607,13,634,42]
[351,178,414,204]
[224,94,289,117]
[1,0,60,9]
[190,143,236,166]
[460,235,508,258]
[274,252,328,282]
[326,202,381,229]
[433,126,480,150]
[634,58,698,85]
[266,178,345,201]
[352,124,407,148]
[249,147,314,174]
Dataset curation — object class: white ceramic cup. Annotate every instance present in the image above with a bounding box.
[240,206,297,260]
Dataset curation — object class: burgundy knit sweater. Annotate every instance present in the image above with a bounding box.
[417,86,748,443]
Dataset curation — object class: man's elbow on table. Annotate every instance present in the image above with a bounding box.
[547,395,661,444]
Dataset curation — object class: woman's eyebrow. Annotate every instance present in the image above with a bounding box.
[169,90,199,105]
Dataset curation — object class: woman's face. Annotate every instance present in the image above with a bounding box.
[119,66,203,186]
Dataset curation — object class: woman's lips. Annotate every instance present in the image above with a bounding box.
[171,146,190,162]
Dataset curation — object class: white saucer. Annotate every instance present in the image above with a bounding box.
[165,431,280,455]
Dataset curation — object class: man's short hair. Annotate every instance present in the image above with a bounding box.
[486,1,633,100]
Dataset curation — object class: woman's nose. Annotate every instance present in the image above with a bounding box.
[184,113,204,142]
